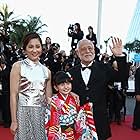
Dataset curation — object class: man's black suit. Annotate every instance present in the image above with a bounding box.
[68,56,127,140]
[133,67,140,129]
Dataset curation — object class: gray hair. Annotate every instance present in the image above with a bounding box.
[76,39,94,49]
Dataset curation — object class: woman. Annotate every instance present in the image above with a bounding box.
[86,26,100,61]
[44,36,52,51]
[10,32,52,140]
[86,26,97,46]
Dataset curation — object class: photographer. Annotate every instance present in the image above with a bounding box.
[43,43,60,72]
[68,23,84,50]
[0,55,11,127]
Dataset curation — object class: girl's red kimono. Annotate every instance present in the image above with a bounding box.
[45,92,98,140]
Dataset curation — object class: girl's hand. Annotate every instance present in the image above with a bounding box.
[10,122,18,135]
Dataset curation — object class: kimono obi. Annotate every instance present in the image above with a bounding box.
[61,123,75,132]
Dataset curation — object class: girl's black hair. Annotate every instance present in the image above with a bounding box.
[53,71,72,85]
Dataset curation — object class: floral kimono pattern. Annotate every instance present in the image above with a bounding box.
[45,93,98,140]
[45,93,78,140]
[75,103,98,140]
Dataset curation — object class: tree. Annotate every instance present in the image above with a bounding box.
[0,4,19,34]
[124,42,134,53]
[10,16,47,48]
[124,40,140,53]
[133,40,140,53]
[10,23,27,47]
[124,40,140,61]
[0,4,47,48]
[22,15,47,34]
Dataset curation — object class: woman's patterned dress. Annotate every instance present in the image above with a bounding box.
[14,58,49,140]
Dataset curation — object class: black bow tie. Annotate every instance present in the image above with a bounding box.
[81,66,92,71]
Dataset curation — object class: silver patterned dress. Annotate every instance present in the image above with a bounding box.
[14,58,49,140]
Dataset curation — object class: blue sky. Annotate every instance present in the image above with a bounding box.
[1,0,137,55]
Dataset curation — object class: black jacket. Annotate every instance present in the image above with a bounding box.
[68,56,127,140]
[68,31,84,49]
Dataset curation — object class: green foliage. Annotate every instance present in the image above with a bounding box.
[124,42,134,52]
[133,40,140,53]
[23,15,47,33]
[0,4,20,34]
[124,40,140,53]
[9,23,27,47]
[10,16,47,47]
[0,4,47,48]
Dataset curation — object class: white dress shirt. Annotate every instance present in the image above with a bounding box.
[81,61,93,85]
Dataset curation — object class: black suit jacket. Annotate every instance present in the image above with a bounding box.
[0,65,11,93]
[68,30,84,48]
[68,56,127,140]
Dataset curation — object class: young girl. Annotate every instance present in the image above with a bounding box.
[45,71,98,140]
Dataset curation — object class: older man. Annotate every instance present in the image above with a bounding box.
[68,38,127,140]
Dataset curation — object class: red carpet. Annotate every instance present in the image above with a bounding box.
[0,126,13,140]
[0,116,139,140]
[109,115,140,140]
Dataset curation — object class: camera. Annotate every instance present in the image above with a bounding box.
[51,43,60,51]
[68,24,74,32]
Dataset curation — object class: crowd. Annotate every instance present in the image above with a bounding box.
[0,23,140,140]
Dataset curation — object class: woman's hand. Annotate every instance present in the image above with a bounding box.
[70,92,80,105]
[47,97,52,104]
[136,95,140,102]
[10,122,18,135]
